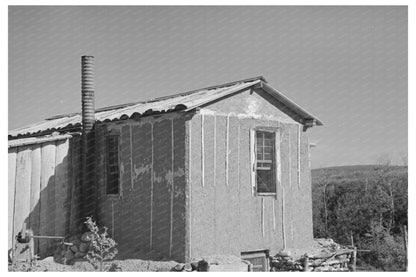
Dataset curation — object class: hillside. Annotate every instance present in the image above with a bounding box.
[311,165,408,271]
[312,165,407,184]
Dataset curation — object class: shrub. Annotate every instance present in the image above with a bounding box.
[84,217,118,271]
[360,223,406,271]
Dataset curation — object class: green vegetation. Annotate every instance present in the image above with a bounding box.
[312,165,407,271]
[84,217,119,271]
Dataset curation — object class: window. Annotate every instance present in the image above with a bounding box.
[106,135,120,195]
[256,131,276,194]
[251,128,279,195]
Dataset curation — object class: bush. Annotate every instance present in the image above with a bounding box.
[360,223,406,271]
[84,217,118,271]
[312,166,408,271]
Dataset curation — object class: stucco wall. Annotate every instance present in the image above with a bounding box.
[187,89,314,259]
[95,114,188,262]
[94,88,315,262]
[198,86,302,124]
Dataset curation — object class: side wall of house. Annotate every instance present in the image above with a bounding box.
[187,88,314,259]
[95,114,188,262]
[8,136,82,258]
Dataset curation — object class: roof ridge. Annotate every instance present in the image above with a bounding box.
[10,76,325,139]
[46,76,266,120]
[147,76,266,103]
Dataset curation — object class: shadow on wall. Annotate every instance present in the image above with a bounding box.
[10,138,83,259]
[11,133,186,263]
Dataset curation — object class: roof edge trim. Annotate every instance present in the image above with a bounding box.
[260,82,323,126]
[183,80,262,112]
[8,133,80,148]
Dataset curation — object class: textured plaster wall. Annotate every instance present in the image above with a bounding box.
[199,87,302,124]
[95,114,188,262]
[187,89,314,259]
[93,89,315,262]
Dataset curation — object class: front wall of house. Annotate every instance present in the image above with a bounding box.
[187,91,314,259]
[95,114,188,262]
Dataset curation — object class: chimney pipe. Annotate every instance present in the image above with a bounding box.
[81,55,95,134]
[80,55,96,223]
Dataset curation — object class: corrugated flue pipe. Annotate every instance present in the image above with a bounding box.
[81,55,95,133]
[81,55,96,224]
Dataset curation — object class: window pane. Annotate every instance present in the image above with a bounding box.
[257,139,262,146]
[106,136,120,195]
[257,170,276,193]
[264,139,272,147]
[264,132,273,139]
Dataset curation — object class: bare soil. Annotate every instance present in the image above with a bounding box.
[10,257,178,272]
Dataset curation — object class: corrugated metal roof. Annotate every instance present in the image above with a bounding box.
[9,76,322,138]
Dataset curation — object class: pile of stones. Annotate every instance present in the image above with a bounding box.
[270,250,304,271]
[307,249,352,272]
[171,255,251,272]
[315,238,342,253]
[53,232,95,265]
[170,259,210,272]
[270,239,354,272]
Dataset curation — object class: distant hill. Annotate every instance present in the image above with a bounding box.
[312,165,407,185]
[310,164,408,271]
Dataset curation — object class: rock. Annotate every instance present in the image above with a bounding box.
[172,263,185,271]
[191,261,199,270]
[197,260,209,272]
[70,245,79,253]
[278,249,292,257]
[79,242,88,253]
[184,263,193,272]
[75,252,87,259]
[53,253,64,264]
[81,232,94,242]
[65,249,75,262]
[107,263,122,272]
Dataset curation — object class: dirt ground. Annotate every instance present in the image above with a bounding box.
[10,239,343,272]
[10,257,178,272]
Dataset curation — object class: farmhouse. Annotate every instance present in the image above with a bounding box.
[8,56,322,264]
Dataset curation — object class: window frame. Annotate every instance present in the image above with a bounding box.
[251,126,280,197]
[105,134,121,196]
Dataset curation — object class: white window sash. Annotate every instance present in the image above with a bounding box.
[250,129,257,196]
[275,129,281,196]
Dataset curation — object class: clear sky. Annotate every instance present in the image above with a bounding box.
[8,6,407,168]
